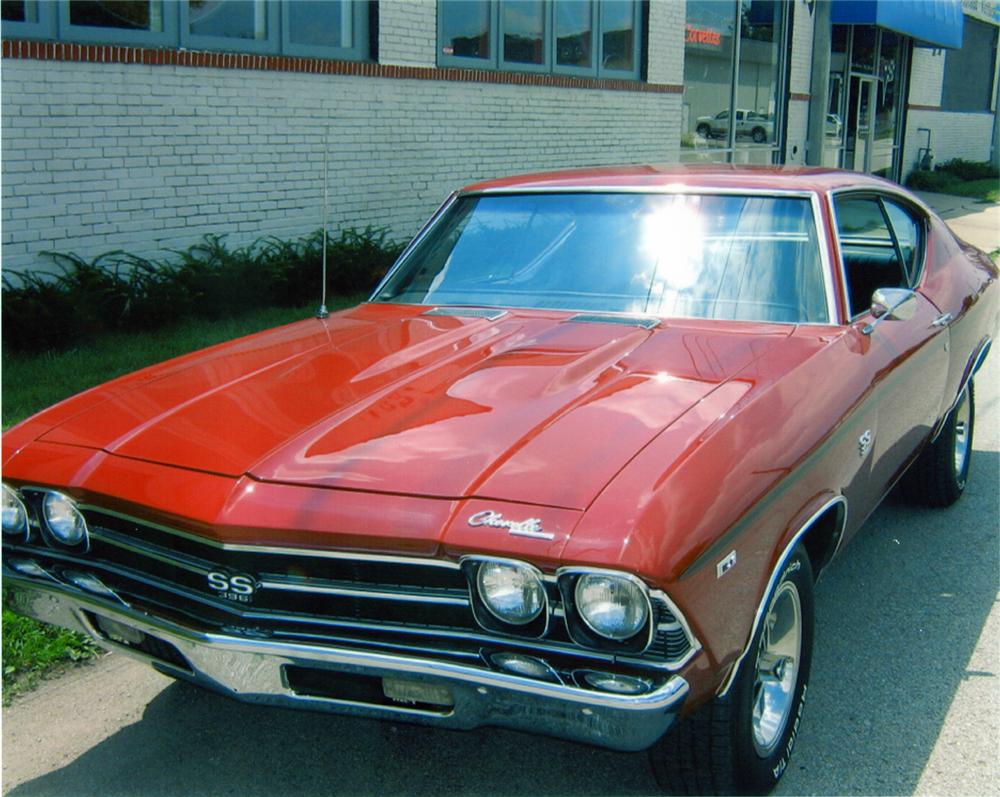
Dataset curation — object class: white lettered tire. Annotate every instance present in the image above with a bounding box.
[649,546,815,795]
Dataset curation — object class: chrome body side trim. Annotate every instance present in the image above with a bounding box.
[6,575,688,752]
[932,337,992,442]
[717,495,847,697]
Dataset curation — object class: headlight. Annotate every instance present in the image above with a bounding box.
[476,561,545,626]
[42,492,88,547]
[2,484,29,538]
[574,572,649,641]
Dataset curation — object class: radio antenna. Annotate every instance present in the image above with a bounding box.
[316,127,330,319]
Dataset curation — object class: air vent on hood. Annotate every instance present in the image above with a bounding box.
[423,307,508,321]
[568,313,659,329]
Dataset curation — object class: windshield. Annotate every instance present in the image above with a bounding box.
[375,192,829,324]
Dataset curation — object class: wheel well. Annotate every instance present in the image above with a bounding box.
[799,501,846,579]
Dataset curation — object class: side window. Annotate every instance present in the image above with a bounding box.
[835,196,908,318]
[882,200,922,286]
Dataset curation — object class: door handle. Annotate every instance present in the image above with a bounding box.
[932,313,954,327]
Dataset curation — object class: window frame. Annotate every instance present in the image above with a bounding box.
[0,0,57,39]
[830,189,928,322]
[438,0,643,80]
[281,0,370,61]
[3,1,371,63]
[180,1,280,55]
[551,0,598,77]
[57,0,178,47]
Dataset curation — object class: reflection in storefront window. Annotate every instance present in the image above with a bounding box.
[680,0,785,164]
[189,0,264,41]
[601,0,635,72]
[288,0,352,48]
[503,0,545,65]
[681,0,736,162]
[851,25,876,73]
[441,0,490,59]
[823,25,849,167]
[872,31,901,176]
[555,0,593,69]
[69,0,162,31]
[733,0,782,163]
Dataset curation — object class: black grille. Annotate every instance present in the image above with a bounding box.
[7,507,695,670]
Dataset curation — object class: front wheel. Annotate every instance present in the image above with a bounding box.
[696,123,712,139]
[649,546,814,795]
[899,381,974,507]
[751,127,767,143]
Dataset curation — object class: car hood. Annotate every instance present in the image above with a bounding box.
[37,304,793,510]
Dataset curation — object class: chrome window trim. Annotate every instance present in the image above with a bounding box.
[828,186,932,323]
[717,494,848,697]
[370,191,458,301]
[371,187,839,327]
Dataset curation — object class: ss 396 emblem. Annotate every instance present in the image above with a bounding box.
[207,571,257,603]
[858,429,873,458]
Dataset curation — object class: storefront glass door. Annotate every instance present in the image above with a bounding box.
[845,76,876,172]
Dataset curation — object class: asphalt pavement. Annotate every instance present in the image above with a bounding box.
[2,199,998,796]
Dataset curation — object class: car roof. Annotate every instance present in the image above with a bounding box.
[462,165,901,195]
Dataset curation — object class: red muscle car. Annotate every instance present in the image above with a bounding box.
[3,166,997,795]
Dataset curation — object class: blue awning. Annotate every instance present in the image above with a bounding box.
[831,0,964,48]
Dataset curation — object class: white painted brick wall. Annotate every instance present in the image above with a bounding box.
[908,47,946,107]
[902,109,995,177]
[788,0,814,96]
[647,0,685,86]
[378,0,436,68]
[785,100,809,165]
[1,59,682,273]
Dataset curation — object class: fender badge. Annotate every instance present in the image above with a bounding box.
[468,510,554,540]
[716,550,737,579]
[858,429,873,458]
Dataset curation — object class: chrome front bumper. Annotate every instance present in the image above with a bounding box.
[5,576,688,752]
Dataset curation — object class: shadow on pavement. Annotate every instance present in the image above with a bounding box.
[8,452,998,797]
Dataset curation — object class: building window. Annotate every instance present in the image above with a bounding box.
[941,16,998,112]
[438,0,642,80]
[0,0,370,61]
[681,0,790,164]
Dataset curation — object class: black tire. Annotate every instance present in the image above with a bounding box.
[649,546,814,796]
[696,123,712,139]
[899,381,974,507]
[752,127,767,144]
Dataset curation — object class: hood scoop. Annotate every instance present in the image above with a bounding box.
[568,313,659,329]
[423,307,508,321]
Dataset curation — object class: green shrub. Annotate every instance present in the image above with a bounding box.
[904,169,953,192]
[1,227,405,355]
[935,158,999,182]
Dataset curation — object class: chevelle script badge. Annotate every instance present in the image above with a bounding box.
[467,510,554,540]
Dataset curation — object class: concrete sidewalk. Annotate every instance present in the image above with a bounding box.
[914,190,1000,253]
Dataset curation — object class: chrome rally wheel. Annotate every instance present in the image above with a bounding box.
[751,579,802,757]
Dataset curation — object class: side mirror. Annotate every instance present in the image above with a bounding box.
[863,288,917,335]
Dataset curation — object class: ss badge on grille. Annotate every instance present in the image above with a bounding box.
[207,571,257,603]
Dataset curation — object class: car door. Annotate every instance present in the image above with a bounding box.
[833,192,949,519]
